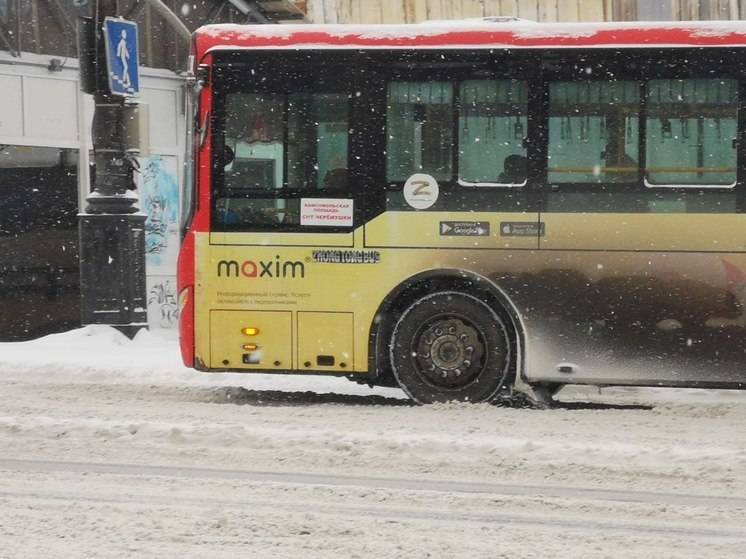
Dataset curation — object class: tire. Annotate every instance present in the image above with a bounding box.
[389,291,512,404]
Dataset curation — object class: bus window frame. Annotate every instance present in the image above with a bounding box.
[455,78,531,189]
[539,48,746,213]
[642,77,739,190]
[180,73,198,240]
[382,49,539,191]
[639,51,743,196]
[457,178,528,188]
[207,47,746,222]
[384,79,456,184]
[546,78,642,188]
[208,51,364,234]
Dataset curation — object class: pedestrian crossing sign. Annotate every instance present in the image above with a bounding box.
[103,17,140,97]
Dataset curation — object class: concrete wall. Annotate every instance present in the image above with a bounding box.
[0,50,186,333]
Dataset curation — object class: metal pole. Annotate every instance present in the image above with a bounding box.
[76,84,91,213]
[78,0,148,338]
[145,0,191,42]
[88,0,133,212]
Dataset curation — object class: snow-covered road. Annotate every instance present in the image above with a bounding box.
[2,327,746,557]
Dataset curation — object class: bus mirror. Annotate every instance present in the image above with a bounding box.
[196,64,210,87]
[197,112,210,149]
[199,111,210,149]
[223,145,235,167]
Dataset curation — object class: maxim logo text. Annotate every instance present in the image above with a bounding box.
[217,256,305,279]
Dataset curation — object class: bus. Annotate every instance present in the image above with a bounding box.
[178,19,746,405]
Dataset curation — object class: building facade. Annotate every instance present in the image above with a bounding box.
[0,0,304,340]
[305,0,743,23]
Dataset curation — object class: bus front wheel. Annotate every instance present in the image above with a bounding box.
[389,291,512,404]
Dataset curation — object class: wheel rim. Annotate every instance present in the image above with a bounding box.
[411,315,486,389]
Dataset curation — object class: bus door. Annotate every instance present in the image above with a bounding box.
[204,52,364,374]
[534,62,746,386]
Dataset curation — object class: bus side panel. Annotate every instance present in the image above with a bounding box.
[176,228,195,367]
[192,214,746,388]
[195,236,364,373]
[194,232,214,369]
[511,250,746,387]
[356,244,746,389]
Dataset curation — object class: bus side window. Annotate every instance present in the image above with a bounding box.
[386,81,454,182]
[548,81,640,185]
[457,79,528,186]
[287,93,350,190]
[224,93,284,190]
[645,79,737,188]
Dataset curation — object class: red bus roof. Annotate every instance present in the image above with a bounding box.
[194,20,746,60]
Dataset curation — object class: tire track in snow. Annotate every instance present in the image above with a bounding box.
[1,475,745,543]
[1,457,745,509]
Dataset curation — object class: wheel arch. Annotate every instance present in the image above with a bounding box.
[367,268,526,388]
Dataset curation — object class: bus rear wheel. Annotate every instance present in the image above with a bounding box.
[389,291,512,404]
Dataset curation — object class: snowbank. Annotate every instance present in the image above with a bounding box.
[0,326,405,398]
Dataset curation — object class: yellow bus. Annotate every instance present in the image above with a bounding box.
[178,20,746,404]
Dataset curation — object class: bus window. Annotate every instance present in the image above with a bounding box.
[386,81,453,182]
[458,80,528,186]
[548,81,640,184]
[215,90,350,229]
[224,93,284,190]
[287,93,349,190]
[645,79,737,187]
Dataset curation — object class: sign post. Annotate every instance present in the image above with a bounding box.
[78,3,147,337]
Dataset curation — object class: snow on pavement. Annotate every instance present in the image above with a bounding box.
[1,326,746,557]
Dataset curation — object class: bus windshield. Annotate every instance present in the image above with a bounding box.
[212,61,352,230]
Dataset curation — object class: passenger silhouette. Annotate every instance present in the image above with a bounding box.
[498,154,527,184]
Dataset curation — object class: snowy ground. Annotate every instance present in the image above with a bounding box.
[2,326,746,557]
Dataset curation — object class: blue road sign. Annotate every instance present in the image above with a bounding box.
[103,17,140,96]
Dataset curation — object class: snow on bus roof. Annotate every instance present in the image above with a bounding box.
[194,20,746,56]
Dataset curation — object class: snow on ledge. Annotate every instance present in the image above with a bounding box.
[195,19,746,51]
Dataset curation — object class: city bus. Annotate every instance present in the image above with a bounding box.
[178,19,746,405]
